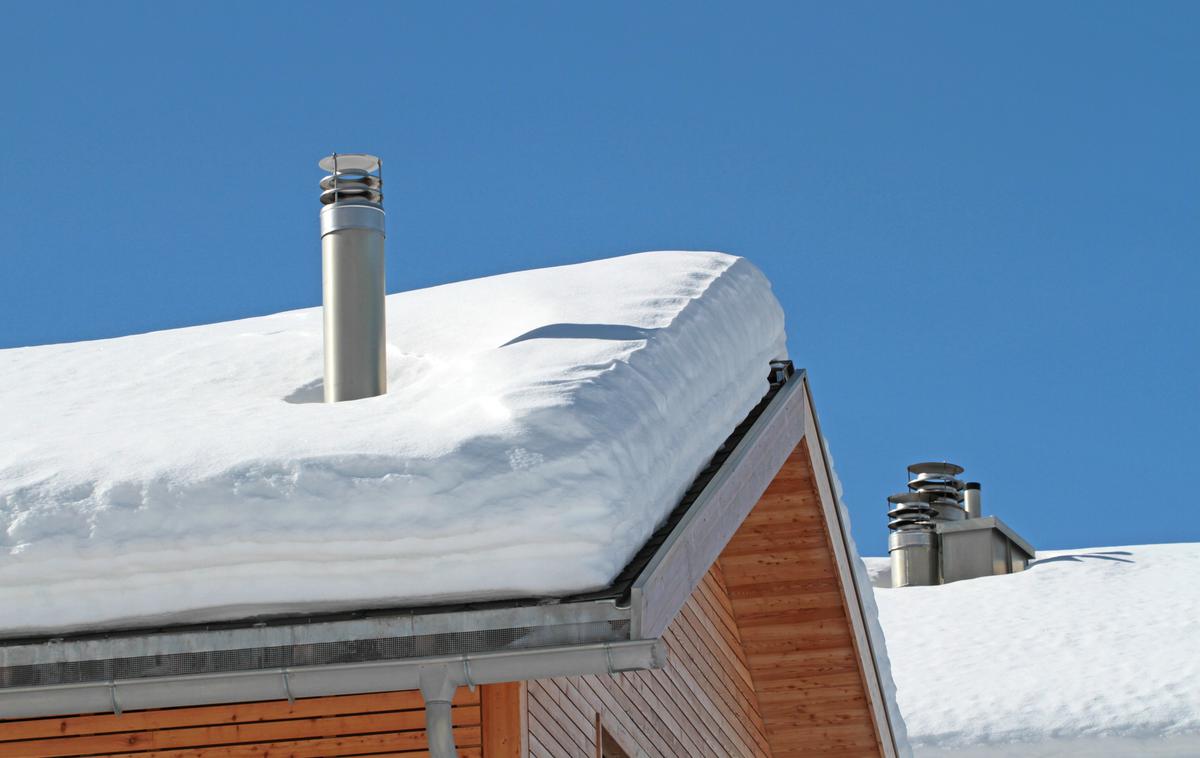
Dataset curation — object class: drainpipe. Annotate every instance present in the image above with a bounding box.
[419,666,458,758]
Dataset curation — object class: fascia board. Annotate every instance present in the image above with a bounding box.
[629,371,807,639]
[801,375,903,758]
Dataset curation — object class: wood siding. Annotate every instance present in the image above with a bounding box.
[526,561,770,758]
[720,437,883,758]
[0,688,486,757]
[481,682,525,758]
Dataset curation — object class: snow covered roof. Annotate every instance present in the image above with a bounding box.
[0,252,786,636]
[868,543,1200,757]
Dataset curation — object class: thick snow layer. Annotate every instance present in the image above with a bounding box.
[867,543,1200,757]
[0,252,786,635]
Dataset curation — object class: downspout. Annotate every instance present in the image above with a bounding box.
[419,665,459,758]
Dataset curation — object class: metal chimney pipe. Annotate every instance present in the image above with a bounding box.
[889,530,938,588]
[318,153,386,403]
[907,462,966,523]
[963,482,982,519]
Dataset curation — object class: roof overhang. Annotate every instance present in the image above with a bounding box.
[0,362,898,757]
[630,365,806,638]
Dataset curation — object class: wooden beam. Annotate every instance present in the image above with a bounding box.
[480,682,525,758]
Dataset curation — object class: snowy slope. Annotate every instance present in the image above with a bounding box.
[0,251,786,635]
[867,543,1200,757]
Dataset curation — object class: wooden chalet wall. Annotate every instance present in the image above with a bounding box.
[0,687,512,757]
[524,436,887,758]
[719,437,885,758]
[526,562,770,758]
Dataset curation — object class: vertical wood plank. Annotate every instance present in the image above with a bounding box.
[481,682,525,758]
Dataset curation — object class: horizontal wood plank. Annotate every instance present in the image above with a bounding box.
[3,706,480,757]
[0,689,485,758]
[0,691,484,743]
[720,438,884,757]
[96,726,481,758]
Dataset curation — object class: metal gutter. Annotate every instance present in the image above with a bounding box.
[0,639,665,719]
[0,600,627,669]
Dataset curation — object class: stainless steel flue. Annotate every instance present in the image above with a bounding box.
[886,461,1035,587]
[886,491,938,587]
[319,153,387,403]
[888,529,938,587]
[907,462,967,522]
[963,482,982,519]
[887,461,966,587]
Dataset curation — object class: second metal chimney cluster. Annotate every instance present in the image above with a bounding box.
[886,462,972,587]
[885,462,1035,588]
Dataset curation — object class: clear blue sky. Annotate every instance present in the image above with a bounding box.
[3,2,1197,556]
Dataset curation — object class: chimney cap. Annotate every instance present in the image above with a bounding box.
[907,461,964,477]
[319,153,381,173]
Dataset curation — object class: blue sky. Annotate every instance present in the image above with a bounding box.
[3,2,1196,556]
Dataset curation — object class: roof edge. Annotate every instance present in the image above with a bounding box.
[0,361,804,719]
[629,364,806,638]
